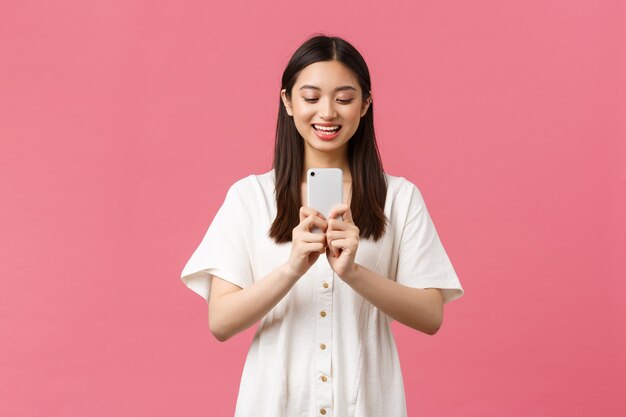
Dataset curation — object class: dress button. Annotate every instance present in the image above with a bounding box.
[320,375,328,382]
[320,343,326,350]
[320,311,327,317]
[323,282,329,289]
[320,409,327,415]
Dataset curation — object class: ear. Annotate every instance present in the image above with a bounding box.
[280,88,293,117]
[360,91,372,117]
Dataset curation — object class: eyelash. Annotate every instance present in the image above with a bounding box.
[303,98,353,104]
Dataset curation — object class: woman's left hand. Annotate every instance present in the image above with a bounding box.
[325,203,360,279]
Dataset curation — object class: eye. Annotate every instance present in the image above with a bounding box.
[303,98,354,104]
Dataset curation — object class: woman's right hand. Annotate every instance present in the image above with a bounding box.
[285,206,328,279]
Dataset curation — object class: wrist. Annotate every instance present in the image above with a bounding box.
[280,262,301,282]
[343,263,361,284]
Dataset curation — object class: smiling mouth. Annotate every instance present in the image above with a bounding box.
[312,124,342,133]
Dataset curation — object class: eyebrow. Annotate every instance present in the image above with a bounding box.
[298,84,357,92]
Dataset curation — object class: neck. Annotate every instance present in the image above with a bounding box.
[301,145,352,183]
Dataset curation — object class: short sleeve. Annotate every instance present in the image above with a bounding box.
[180,181,254,303]
[395,183,464,305]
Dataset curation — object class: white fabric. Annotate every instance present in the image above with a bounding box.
[181,169,464,417]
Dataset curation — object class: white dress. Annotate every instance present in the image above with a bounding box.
[181,168,464,417]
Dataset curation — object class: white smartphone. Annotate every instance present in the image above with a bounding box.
[307,168,343,234]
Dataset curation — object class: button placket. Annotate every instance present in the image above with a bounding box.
[316,259,333,416]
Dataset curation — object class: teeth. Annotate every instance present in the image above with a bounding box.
[314,124,340,131]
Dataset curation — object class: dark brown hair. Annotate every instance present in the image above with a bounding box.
[269,34,388,243]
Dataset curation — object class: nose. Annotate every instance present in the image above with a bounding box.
[318,97,338,120]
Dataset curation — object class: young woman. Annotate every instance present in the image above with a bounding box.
[181,34,464,417]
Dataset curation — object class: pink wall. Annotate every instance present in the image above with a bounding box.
[1,1,624,416]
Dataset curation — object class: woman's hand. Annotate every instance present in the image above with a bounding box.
[284,206,329,279]
[325,203,360,279]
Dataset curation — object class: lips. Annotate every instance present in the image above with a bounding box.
[312,124,342,140]
[312,124,342,132]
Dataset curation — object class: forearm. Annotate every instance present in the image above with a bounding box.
[343,264,443,335]
[211,263,300,341]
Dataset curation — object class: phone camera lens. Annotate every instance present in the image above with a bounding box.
[310,171,315,176]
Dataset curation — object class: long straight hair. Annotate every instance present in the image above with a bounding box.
[269,34,388,244]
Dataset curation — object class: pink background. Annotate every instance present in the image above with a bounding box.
[1,1,624,416]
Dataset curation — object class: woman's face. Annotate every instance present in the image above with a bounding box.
[281,60,371,156]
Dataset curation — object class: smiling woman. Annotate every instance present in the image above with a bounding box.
[180,34,464,417]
